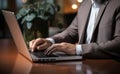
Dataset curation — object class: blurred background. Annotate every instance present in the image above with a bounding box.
[0,0,83,40]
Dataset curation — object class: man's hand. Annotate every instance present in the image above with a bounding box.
[29,38,52,52]
[44,42,76,55]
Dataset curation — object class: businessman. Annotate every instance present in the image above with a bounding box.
[29,0,120,58]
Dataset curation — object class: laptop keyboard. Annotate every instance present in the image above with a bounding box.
[30,51,58,58]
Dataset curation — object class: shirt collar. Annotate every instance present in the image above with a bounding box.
[91,0,100,8]
[91,0,94,4]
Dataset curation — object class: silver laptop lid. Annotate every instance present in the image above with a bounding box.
[2,10,32,61]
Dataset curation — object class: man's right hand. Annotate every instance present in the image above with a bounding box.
[29,38,52,52]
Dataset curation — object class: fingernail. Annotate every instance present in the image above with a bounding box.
[31,49,34,52]
[44,51,46,55]
[44,51,48,55]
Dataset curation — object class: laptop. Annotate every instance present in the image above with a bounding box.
[2,10,82,62]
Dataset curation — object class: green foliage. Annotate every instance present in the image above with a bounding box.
[16,0,58,24]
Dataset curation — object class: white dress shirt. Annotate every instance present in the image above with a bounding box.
[76,0,100,55]
[46,0,100,55]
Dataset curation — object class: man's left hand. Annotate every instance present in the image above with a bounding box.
[44,42,76,55]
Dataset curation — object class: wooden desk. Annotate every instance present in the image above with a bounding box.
[0,39,120,74]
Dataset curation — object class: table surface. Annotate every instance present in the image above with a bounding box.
[0,39,120,74]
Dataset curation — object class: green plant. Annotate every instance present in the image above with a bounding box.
[16,0,58,25]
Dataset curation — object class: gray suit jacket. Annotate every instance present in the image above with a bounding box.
[51,0,120,58]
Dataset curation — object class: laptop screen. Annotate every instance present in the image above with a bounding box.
[2,10,33,61]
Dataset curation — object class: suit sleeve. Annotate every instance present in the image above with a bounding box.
[51,15,79,44]
[82,9,120,59]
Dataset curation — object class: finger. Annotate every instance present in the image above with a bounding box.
[44,44,60,55]
[31,38,44,52]
[29,40,35,51]
[46,48,57,55]
[44,45,55,55]
[37,42,48,50]
[46,46,61,55]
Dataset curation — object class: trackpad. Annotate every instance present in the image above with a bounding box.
[52,52,67,56]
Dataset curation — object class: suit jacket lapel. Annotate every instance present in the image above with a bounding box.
[92,1,109,34]
[79,0,92,43]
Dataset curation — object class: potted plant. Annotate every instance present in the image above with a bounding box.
[16,0,58,44]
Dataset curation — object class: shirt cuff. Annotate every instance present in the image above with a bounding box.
[46,38,55,44]
[76,44,83,56]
